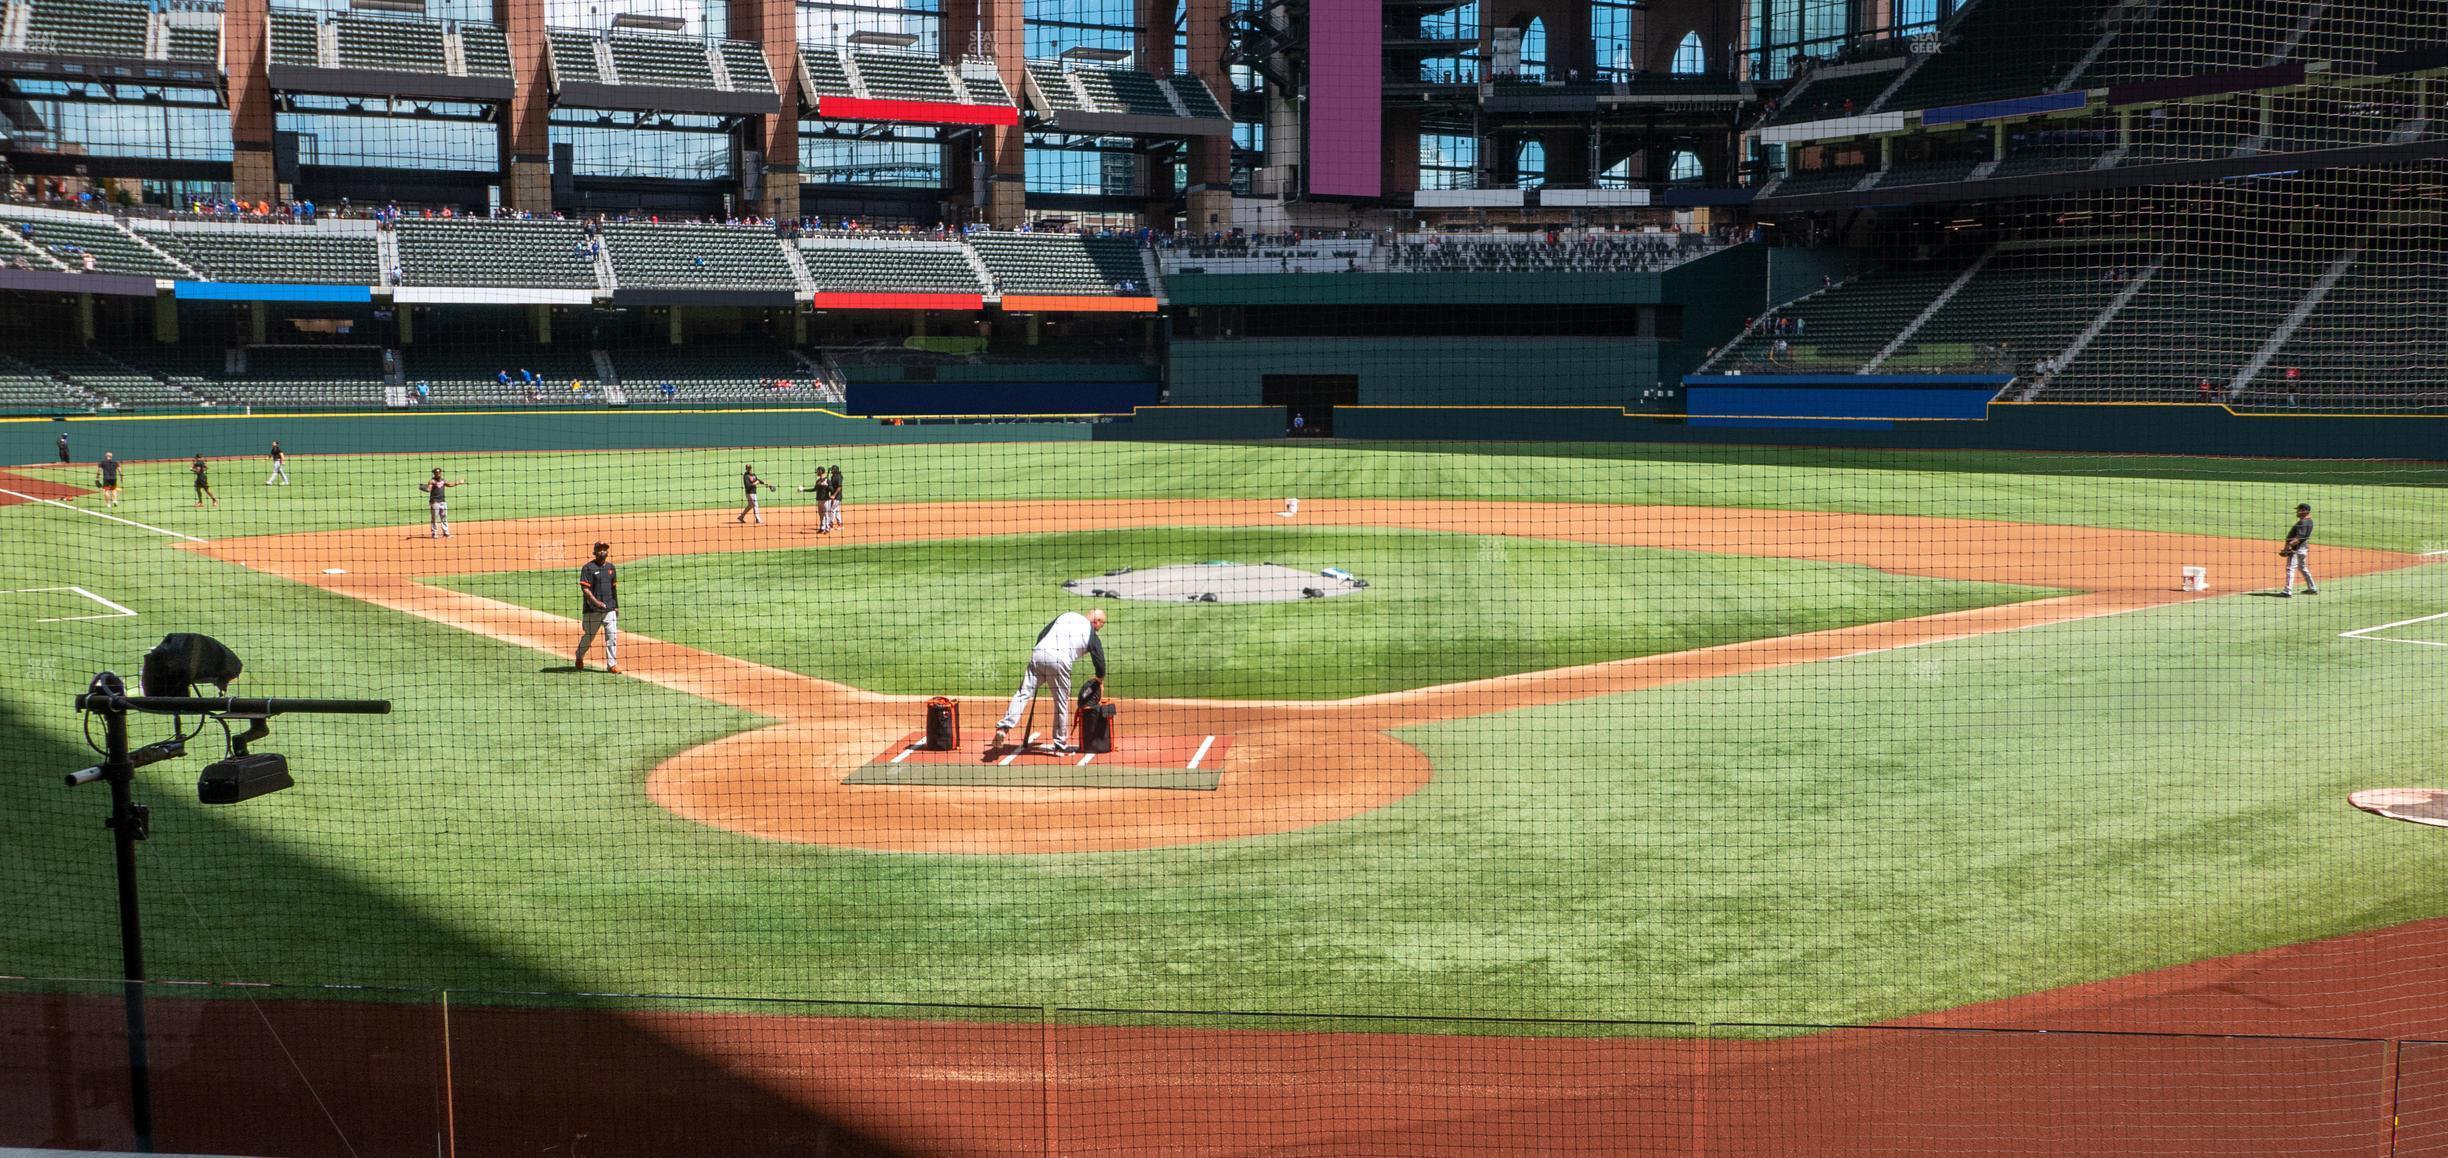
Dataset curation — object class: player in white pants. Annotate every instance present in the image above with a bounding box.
[422,468,464,538]
[576,541,620,672]
[991,608,1106,755]
[2280,502,2320,596]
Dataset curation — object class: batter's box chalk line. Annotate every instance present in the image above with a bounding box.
[11,586,138,622]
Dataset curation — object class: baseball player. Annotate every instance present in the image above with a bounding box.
[421,467,464,538]
[737,464,772,524]
[190,454,218,508]
[576,541,620,673]
[989,608,1107,756]
[94,452,120,507]
[265,440,288,485]
[2279,503,2320,596]
[822,464,844,533]
[797,467,830,531]
[57,433,69,463]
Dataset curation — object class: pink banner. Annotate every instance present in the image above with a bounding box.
[1306,0,1382,198]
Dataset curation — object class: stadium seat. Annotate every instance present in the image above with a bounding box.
[800,241,987,294]
[332,13,448,74]
[0,211,190,277]
[139,224,382,285]
[22,0,149,60]
[395,219,599,289]
[968,233,1150,296]
[602,223,795,291]
[609,344,815,403]
[607,32,714,88]
[1712,265,1967,373]
[460,24,514,79]
[851,51,962,104]
[1880,0,2115,114]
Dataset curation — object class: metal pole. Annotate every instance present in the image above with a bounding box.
[100,703,155,1154]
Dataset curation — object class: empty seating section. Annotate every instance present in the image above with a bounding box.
[960,69,1013,105]
[0,354,89,410]
[460,25,513,79]
[2125,102,2254,163]
[163,20,218,65]
[24,0,148,58]
[799,242,985,294]
[969,232,1146,295]
[2,212,187,276]
[1068,66,1176,117]
[1882,0,2113,113]
[2048,255,2325,399]
[27,346,204,407]
[1164,76,1224,119]
[2249,253,2448,409]
[1383,234,1701,273]
[402,346,599,405]
[1769,164,1872,197]
[611,345,808,402]
[269,10,320,66]
[2265,82,2420,152]
[803,47,856,97]
[1769,68,1897,125]
[1884,249,2128,374]
[332,14,446,73]
[604,223,795,290]
[2078,0,2300,87]
[853,51,960,103]
[1025,62,1088,111]
[1994,122,2116,177]
[1098,68,1181,117]
[143,226,379,284]
[549,30,602,84]
[1713,267,1964,372]
[608,33,713,88]
[1877,149,1987,188]
[209,347,386,408]
[719,40,774,91]
[2298,5,2448,68]
[396,219,598,288]
[0,229,63,269]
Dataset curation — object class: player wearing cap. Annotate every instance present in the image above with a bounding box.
[2279,503,2320,597]
[576,541,621,672]
[989,608,1107,756]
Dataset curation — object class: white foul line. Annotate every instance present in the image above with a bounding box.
[1186,735,1216,770]
[0,488,207,543]
[2339,610,2448,648]
[890,745,917,764]
[998,733,1039,767]
[1076,752,1096,766]
[2422,550,2448,557]
[15,585,139,622]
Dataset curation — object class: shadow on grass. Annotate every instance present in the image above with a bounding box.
[0,699,928,1157]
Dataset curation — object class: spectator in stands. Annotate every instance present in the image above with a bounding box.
[81,253,95,272]
[659,383,676,399]
[497,371,514,388]
[389,263,404,286]
[2198,378,2215,402]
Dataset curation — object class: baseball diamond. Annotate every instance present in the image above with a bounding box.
[15,3,2448,1145]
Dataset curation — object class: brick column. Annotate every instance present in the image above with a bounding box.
[984,0,1027,227]
[499,0,554,211]
[731,0,800,221]
[224,0,275,201]
[1183,0,1231,230]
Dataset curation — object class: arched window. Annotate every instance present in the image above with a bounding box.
[1517,139,1546,188]
[1520,17,1547,81]
[1669,150,1702,181]
[1672,30,1706,76]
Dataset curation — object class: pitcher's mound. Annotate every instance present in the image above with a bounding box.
[1065,562,1364,604]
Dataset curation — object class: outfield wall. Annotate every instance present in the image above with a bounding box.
[11,401,2448,464]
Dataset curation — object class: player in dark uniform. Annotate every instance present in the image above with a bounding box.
[57,433,69,463]
[2280,503,2319,596]
[822,464,844,533]
[576,541,621,673]
[94,452,120,507]
[737,464,773,524]
[422,467,465,537]
[265,440,288,485]
[190,454,218,508]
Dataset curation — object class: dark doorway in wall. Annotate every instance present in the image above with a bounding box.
[1262,375,1359,436]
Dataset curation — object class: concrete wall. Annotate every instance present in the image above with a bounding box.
[1168,337,1664,406]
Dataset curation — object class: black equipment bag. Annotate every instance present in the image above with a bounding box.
[924,696,960,750]
[1074,683,1115,754]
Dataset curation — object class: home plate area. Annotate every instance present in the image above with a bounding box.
[846,732,1234,791]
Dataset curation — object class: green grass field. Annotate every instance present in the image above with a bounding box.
[5,439,2447,1027]
[434,527,2053,699]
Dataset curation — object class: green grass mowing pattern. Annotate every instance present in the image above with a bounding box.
[429,527,2059,699]
[13,440,2448,548]
[7,453,2448,1027]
